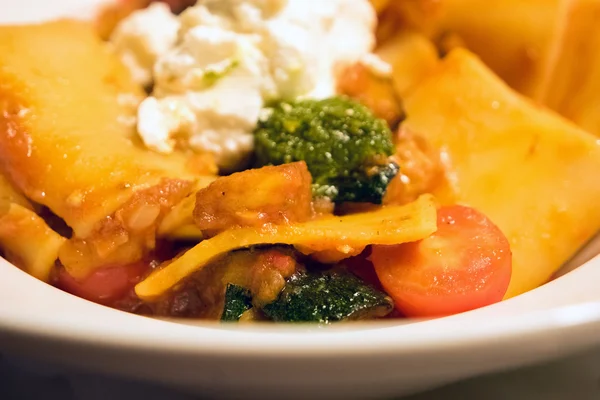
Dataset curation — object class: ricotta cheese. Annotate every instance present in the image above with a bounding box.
[111,0,381,170]
[111,3,180,87]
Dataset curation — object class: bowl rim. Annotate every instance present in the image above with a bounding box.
[1,255,600,359]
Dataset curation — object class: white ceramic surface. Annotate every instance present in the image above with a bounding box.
[2,255,600,400]
[1,1,600,399]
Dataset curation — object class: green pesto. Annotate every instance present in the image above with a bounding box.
[220,283,253,321]
[261,270,394,323]
[253,96,397,204]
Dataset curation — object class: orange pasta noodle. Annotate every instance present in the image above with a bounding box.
[0,21,209,277]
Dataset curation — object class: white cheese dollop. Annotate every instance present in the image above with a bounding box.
[111,0,380,170]
[111,3,180,87]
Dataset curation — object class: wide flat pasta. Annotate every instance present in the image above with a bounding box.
[403,49,600,298]
[135,195,437,300]
[535,0,600,137]
[0,174,64,281]
[0,173,31,211]
[0,203,66,282]
[0,21,214,277]
[375,30,439,98]
[0,21,196,237]
[435,0,561,97]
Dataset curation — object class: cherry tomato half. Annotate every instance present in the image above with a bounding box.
[57,262,149,305]
[371,205,512,317]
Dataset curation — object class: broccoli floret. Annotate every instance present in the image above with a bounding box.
[254,96,398,204]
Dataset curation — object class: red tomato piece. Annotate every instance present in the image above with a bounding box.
[344,247,385,292]
[371,205,512,317]
[57,262,149,305]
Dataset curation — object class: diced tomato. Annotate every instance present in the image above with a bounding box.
[56,262,149,305]
[371,205,512,317]
[344,247,385,292]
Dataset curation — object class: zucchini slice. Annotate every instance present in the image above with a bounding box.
[262,270,394,323]
[221,284,253,322]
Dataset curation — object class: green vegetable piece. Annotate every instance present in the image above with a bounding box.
[261,270,394,323]
[221,284,253,322]
[331,161,399,204]
[254,96,397,204]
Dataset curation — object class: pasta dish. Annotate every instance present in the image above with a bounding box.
[0,0,598,322]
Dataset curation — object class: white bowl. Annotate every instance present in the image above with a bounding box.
[2,254,600,400]
[1,1,600,399]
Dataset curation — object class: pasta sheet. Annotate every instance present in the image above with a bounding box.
[403,49,600,298]
[0,21,196,238]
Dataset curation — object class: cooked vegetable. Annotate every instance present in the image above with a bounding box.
[158,176,217,239]
[219,248,299,307]
[135,195,437,300]
[402,49,600,298]
[141,247,299,319]
[372,205,512,317]
[56,262,149,305]
[254,96,397,204]
[194,162,313,235]
[383,128,452,206]
[327,161,399,205]
[161,162,310,240]
[262,269,393,323]
[221,284,253,322]
[343,248,385,292]
[337,62,404,127]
